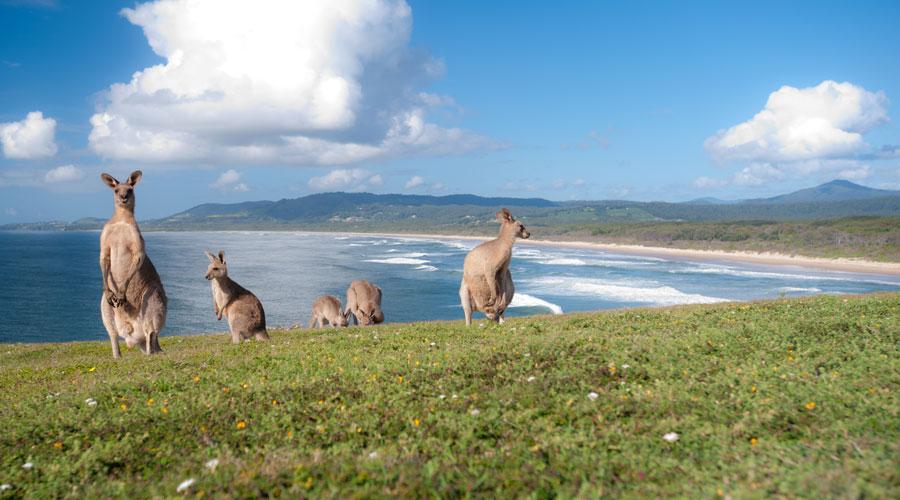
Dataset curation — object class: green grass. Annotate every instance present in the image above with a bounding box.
[1,294,898,497]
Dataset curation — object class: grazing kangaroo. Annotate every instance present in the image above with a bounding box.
[308,295,349,328]
[344,280,384,326]
[204,250,270,343]
[99,170,167,358]
[460,208,530,326]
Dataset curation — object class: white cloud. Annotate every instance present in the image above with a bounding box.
[692,176,726,189]
[1,111,58,159]
[88,0,495,166]
[705,81,888,164]
[405,175,424,189]
[44,165,85,183]
[211,169,250,192]
[308,168,382,192]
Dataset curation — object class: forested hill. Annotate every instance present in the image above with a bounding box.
[2,180,899,231]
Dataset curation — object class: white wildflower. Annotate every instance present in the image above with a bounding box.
[663,432,679,442]
[438,394,446,400]
[368,451,378,460]
[204,458,219,471]
[0,484,11,491]
[622,364,630,369]
[22,462,33,470]
[176,478,196,493]
[470,408,480,416]
[85,397,97,407]
[430,342,436,347]
[527,376,536,382]
[588,392,599,401]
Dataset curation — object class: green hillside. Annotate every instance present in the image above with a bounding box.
[1,294,897,497]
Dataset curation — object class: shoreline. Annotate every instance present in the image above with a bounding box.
[331,230,900,276]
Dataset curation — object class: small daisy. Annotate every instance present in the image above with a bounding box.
[470,408,480,416]
[527,376,536,382]
[205,459,219,471]
[430,342,436,347]
[438,394,446,400]
[176,478,195,493]
[368,451,378,459]
[663,432,679,442]
[587,392,599,401]
[0,484,11,491]
[22,462,33,470]
[621,364,630,370]
[85,397,97,407]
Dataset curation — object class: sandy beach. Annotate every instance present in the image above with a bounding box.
[336,231,900,276]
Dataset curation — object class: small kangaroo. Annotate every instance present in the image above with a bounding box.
[204,250,270,343]
[344,280,384,326]
[460,208,530,325]
[308,295,349,328]
[99,170,167,358]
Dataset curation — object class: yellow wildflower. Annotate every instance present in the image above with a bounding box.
[412,418,420,427]
[805,401,816,411]
[193,375,200,383]
[161,407,169,414]
[750,437,758,446]
[88,367,96,373]
[146,398,154,406]
[53,440,63,449]
[119,403,127,411]
[236,420,247,430]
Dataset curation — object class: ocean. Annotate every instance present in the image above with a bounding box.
[1,230,898,343]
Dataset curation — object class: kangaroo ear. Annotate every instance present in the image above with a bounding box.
[218,250,225,264]
[100,173,119,188]
[127,170,142,186]
[495,208,513,222]
[205,251,216,263]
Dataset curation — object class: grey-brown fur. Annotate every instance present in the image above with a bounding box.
[99,170,167,358]
[205,250,269,343]
[308,295,349,328]
[459,208,530,325]
[344,280,384,326]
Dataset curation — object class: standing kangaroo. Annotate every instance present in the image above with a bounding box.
[460,208,530,326]
[99,170,167,358]
[205,251,270,343]
[308,295,349,328]
[344,280,384,326]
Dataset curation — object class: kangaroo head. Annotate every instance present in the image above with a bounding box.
[336,311,350,327]
[496,208,530,239]
[101,170,142,210]
[204,250,228,280]
[357,303,382,325]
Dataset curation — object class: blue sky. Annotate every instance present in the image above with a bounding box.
[1,0,899,222]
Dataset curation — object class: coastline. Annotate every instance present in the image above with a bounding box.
[334,230,900,276]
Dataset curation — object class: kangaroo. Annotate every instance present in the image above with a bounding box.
[204,250,270,343]
[344,280,384,326]
[460,208,530,326]
[99,170,167,358]
[308,295,349,328]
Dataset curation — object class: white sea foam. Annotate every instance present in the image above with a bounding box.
[536,257,655,268]
[415,265,438,272]
[365,257,429,265]
[509,293,563,314]
[671,264,900,286]
[777,286,822,293]
[523,276,728,305]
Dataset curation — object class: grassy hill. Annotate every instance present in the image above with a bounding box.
[1,294,897,497]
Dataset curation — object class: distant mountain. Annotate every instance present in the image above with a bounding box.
[683,197,735,205]
[3,181,899,232]
[746,180,899,204]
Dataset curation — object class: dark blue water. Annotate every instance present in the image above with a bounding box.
[1,230,898,343]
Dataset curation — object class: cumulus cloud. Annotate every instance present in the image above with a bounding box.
[210,169,249,192]
[1,111,58,159]
[697,81,891,189]
[404,175,424,189]
[308,168,382,192]
[44,165,85,183]
[88,0,495,166]
[705,81,888,164]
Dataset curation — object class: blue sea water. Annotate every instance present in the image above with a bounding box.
[1,230,898,343]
